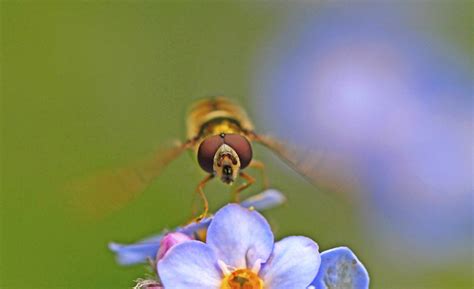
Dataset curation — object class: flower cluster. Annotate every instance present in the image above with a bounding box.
[109,190,369,289]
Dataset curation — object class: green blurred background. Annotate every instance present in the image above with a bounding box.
[1,1,472,289]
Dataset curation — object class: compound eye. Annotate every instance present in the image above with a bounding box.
[197,135,224,173]
[224,134,253,169]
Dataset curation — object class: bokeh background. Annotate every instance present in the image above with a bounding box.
[1,1,472,289]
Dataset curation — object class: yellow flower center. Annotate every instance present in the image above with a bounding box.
[220,268,263,289]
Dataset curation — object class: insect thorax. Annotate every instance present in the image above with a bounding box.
[186,97,254,140]
[199,118,244,138]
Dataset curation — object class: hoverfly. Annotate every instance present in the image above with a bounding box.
[67,97,357,220]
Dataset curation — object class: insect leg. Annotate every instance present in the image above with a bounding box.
[232,172,255,203]
[249,159,270,189]
[193,174,214,222]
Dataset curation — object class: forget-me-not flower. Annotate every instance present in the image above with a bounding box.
[109,189,370,289]
[158,204,320,289]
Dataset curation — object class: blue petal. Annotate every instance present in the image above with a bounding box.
[109,241,162,265]
[310,247,369,289]
[240,189,287,211]
[260,236,320,289]
[158,240,221,289]
[178,217,212,236]
[206,204,274,268]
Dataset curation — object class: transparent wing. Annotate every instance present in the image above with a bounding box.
[63,140,193,219]
[251,133,361,202]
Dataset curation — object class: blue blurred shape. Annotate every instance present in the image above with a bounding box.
[254,3,472,259]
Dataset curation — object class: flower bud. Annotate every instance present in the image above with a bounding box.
[156,232,192,262]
